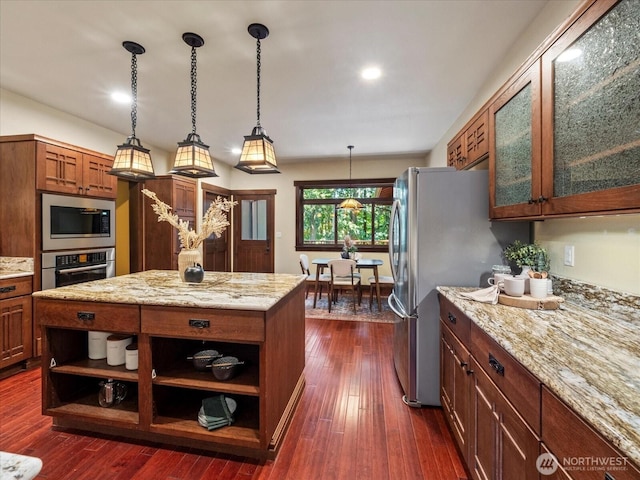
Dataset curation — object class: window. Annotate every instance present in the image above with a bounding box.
[295,178,395,252]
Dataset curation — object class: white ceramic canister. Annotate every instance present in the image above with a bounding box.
[88,331,112,360]
[106,335,133,366]
[125,343,138,370]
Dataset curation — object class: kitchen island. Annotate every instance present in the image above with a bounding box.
[33,270,306,459]
[438,286,640,478]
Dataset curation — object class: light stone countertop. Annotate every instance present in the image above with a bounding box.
[437,286,640,469]
[0,256,34,280]
[33,270,306,311]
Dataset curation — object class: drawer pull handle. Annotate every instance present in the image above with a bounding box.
[447,312,457,324]
[0,285,17,293]
[466,369,474,376]
[77,311,95,321]
[604,473,615,480]
[488,354,504,376]
[189,319,210,329]
[460,361,468,368]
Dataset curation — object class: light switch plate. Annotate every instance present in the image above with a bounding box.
[564,245,575,266]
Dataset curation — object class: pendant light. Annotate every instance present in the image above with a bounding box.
[109,41,155,180]
[339,146,363,211]
[235,23,279,174]
[170,32,218,178]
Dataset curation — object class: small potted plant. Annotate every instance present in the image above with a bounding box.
[503,240,550,275]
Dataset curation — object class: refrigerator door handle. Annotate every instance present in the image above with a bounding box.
[388,198,401,283]
[388,291,410,319]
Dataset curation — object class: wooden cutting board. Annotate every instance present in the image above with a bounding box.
[498,293,564,310]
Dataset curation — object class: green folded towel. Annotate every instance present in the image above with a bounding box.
[202,394,232,420]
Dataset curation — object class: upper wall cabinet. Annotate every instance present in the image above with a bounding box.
[447,110,489,170]
[451,0,640,219]
[36,142,116,198]
[540,0,640,216]
[489,62,542,219]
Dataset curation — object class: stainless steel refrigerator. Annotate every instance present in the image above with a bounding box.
[388,167,530,407]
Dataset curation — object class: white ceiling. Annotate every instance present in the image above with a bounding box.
[0,0,549,166]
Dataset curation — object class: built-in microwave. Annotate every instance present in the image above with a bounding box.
[42,193,115,251]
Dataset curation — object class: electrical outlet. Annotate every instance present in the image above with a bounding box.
[564,245,575,267]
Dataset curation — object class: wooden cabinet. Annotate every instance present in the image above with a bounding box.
[450,0,640,219]
[542,386,640,480]
[489,61,542,219]
[539,0,640,216]
[35,142,116,198]
[447,110,489,170]
[130,175,197,272]
[470,357,540,480]
[439,294,541,480]
[440,320,473,464]
[36,281,305,459]
[0,276,33,370]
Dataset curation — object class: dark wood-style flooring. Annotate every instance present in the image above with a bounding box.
[0,318,468,480]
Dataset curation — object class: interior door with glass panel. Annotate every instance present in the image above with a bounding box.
[233,191,275,273]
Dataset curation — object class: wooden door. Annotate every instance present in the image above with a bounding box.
[232,190,275,273]
[203,189,231,272]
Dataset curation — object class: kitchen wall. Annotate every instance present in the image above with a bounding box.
[426,0,640,296]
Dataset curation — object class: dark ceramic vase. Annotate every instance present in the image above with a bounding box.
[184,263,204,283]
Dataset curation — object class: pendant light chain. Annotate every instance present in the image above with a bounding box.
[190,45,198,134]
[256,37,261,128]
[130,51,138,138]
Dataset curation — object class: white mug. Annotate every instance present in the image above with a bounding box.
[488,273,510,290]
[503,277,525,297]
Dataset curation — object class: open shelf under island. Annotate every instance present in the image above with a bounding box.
[33,270,307,459]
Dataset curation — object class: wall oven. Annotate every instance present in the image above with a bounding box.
[41,248,115,290]
[42,193,115,251]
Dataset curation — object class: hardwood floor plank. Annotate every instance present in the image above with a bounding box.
[0,318,466,479]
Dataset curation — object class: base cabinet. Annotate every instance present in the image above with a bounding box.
[36,283,305,459]
[0,276,33,371]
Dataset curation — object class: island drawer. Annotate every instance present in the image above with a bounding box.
[542,386,640,480]
[36,299,140,332]
[0,275,32,300]
[470,321,541,434]
[141,306,265,343]
[438,293,471,345]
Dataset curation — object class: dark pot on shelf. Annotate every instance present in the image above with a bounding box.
[184,263,204,283]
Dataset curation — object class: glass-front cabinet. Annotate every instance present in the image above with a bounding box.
[490,0,640,219]
[541,0,640,215]
[489,62,541,219]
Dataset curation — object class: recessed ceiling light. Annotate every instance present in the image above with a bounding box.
[111,91,131,104]
[231,147,242,155]
[557,48,582,62]
[361,66,381,80]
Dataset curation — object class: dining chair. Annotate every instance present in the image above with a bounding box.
[300,254,329,301]
[327,259,361,313]
[367,275,395,309]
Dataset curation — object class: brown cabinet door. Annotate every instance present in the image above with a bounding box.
[471,358,540,480]
[36,142,82,194]
[447,135,465,169]
[465,110,489,166]
[82,153,117,198]
[173,178,196,216]
[489,61,543,219]
[541,0,640,216]
[0,295,33,370]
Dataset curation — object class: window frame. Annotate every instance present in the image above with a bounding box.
[294,177,395,252]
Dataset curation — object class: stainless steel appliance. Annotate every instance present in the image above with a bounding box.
[41,248,115,290]
[388,167,529,407]
[42,193,115,251]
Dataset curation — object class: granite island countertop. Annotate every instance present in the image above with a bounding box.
[32,270,306,311]
[437,286,640,468]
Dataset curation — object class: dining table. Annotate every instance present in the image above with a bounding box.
[311,258,385,311]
